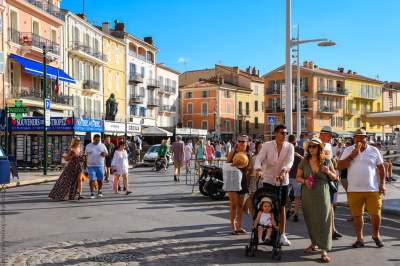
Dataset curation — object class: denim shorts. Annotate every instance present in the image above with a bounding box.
[87,166,105,182]
[289,179,302,198]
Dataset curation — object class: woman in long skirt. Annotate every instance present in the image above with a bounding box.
[49,138,85,200]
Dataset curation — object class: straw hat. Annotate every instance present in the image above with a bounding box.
[354,128,367,136]
[232,152,249,169]
[304,137,325,151]
[258,197,273,209]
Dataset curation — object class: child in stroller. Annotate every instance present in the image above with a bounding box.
[254,197,278,244]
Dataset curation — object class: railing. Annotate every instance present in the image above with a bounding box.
[266,106,284,113]
[128,50,137,57]
[130,94,144,104]
[318,106,338,113]
[266,88,280,94]
[129,73,143,83]
[318,87,347,95]
[160,105,176,112]
[25,0,65,20]
[147,98,159,107]
[9,28,60,54]
[70,42,107,62]
[83,80,100,90]
[147,79,159,88]
[12,87,72,105]
[137,54,146,61]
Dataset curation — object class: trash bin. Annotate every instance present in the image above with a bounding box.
[0,146,10,185]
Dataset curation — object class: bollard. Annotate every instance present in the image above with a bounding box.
[0,160,10,185]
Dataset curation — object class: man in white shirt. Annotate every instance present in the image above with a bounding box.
[85,134,108,199]
[338,128,386,248]
[255,124,294,246]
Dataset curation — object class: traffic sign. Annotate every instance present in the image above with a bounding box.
[45,98,51,111]
[268,115,276,125]
[45,98,51,127]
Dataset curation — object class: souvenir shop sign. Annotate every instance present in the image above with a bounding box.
[126,123,141,135]
[74,118,104,133]
[10,117,74,131]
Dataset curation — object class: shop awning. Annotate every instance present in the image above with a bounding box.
[142,126,173,137]
[364,111,400,126]
[10,54,76,83]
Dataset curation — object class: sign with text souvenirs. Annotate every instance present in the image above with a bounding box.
[126,123,141,134]
[74,118,104,133]
[11,117,74,131]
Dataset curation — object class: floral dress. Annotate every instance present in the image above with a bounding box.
[49,155,85,201]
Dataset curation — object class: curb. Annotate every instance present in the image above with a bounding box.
[6,176,59,189]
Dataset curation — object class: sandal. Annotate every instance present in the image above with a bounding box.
[352,240,365,248]
[372,237,384,248]
[304,245,319,254]
[236,228,247,234]
[320,254,331,263]
[231,231,239,235]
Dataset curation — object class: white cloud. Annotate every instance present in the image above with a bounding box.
[177,57,187,64]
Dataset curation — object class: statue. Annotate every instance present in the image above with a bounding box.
[105,93,118,121]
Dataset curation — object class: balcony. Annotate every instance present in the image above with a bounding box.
[160,105,176,113]
[82,80,100,95]
[9,28,60,55]
[69,42,107,64]
[24,0,65,21]
[318,106,338,114]
[266,88,280,95]
[130,94,144,104]
[147,79,160,89]
[266,106,285,113]
[8,87,73,111]
[128,73,143,84]
[147,98,159,108]
[353,92,377,100]
[317,87,347,96]
[344,107,355,116]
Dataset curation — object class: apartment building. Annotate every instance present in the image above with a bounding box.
[382,82,400,141]
[62,11,105,119]
[180,64,264,139]
[156,63,179,129]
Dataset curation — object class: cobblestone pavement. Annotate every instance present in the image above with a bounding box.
[4,167,400,266]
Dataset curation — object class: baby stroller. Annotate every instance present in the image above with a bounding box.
[245,185,282,260]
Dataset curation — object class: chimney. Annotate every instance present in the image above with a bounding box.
[347,70,352,74]
[114,20,125,32]
[353,72,357,75]
[76,13,87,21]
[303,61,309,68]
[252,67,257,76]
[309,61,314,69]
[144,37,153,45]
[102,22,110,34]
[232,66,240,74]
[338,67,344,73]
[257,70,260,77]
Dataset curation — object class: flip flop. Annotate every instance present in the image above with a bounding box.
[231,231,239,235]
[372,237,384,248]
[352,240,365,248]
[236,229,247,234]
[304,245,319,254]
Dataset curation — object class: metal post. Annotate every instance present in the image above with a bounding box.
[296,25,301,138]
[43,46,48,176]
[285,0,293,134]
[3,105,7,155]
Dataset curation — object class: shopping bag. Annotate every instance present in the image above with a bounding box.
[222,162,242,192]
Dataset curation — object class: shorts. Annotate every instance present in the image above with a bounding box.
[263,183,288,209]
[347,192,382,217]
[87,166,105,182]
[174,160,182,168]
[105,157,112,168]
[288,179,302,198]
[215,151,222,158]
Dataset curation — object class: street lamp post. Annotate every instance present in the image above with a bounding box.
[43,46,48,176]
[285,0,336,135]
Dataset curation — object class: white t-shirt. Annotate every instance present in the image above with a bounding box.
[324,143,333,160]
[340,144,384,192]
[85,143,108,167]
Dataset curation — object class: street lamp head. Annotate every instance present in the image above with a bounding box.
[318,40,336,47]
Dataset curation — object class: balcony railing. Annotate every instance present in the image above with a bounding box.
[83,80,100,91]
[128,73,143,84]
[266,106,285,113]
[9,28,60,55]
[160,105,176,112]
[70,42,107,62]
[147,98,159,107]
[318,106,338,113]
[266,88,280,95]
[25,0,65,20]
[147,79,160,88]
[130,94,144,104]
[12,87,72,105]
[317,87,347,96]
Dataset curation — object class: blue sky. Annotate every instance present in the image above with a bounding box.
[62,0,399,81]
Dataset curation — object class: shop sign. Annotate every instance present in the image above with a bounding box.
[104,121,125,133]
[141,118,156,126]
[74,118,104,133]
[127,123,141,134]
[176,128,208,136]
[10,117,74,131]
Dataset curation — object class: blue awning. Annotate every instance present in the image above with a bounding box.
[10,54,76,83]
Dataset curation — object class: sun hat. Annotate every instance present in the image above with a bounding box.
[320,126,339,138]
[354,128,367,136]
[304,137,325,151]
[258,197,273,210]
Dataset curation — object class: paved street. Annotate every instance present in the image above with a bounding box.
[3,167,400,266]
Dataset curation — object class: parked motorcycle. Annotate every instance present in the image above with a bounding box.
[198,165,225,200]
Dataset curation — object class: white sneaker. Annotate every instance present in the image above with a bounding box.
[280,234,291,246]
[90,193,96,199]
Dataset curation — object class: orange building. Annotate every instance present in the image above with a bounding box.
[264,61,347,139]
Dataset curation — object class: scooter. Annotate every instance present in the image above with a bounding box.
[198,165,225,200]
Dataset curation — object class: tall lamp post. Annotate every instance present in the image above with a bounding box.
[285,0,335,135]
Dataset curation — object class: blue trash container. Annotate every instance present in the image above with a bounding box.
[0,146,10,184]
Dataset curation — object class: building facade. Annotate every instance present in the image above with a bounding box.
[62,11,105,119]
[382,82,400,142]
[156,63,179,129]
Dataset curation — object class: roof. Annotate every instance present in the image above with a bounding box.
[384,82,400,91]
[215,64,264,83]
[157,64,181,75]
[142,126,173,137]
[263,64,344,79]
[319,68,383,84]
[182,80,252,92]
[94,26,126,46]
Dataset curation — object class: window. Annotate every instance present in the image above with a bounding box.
[202,90,208,98]
[129,63,136,77]
[225,120,231,131]
[246,121,250,134]
[348,117,353,128]
[187,121,193,128]
[320,115,323,127]
[108,72,112,90]
[226,102,231,113]
[254,101,259,112]
[224,91,231,98]
[140,66,145,78]
[149,70,153,80]
[73,59,80,80]
[32,20,39,35]
[159,76,164,86]
[186,92,192,98]
[187,103,193,114]
[140,107,146,117]
[254,86,259,96]
[172,80,177,92]
[239,120,243,133]
[238,102,243,115]
[201,121,208,130]
[246,102,250,115]
[10,10,18,34]
[116,73,120,91]
[202,103,208,115]
[51,29,57,43]
[94,66,99,82]
[0,14,3,34]
[261,101,264,112]
[330,116,335,127]
[255,117,259,128]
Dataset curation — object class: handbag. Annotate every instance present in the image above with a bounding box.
[222,162,243,192]
[328,180,339,194]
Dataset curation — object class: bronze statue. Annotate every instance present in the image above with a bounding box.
[105,93,118,121]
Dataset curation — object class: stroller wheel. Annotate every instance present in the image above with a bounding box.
[245,245,249,257]
[250,246,255,257]
[272,250,281,260]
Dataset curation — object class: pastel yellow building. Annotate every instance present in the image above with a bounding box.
[100,24,127,122]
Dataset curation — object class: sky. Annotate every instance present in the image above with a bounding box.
[61,0,399,81]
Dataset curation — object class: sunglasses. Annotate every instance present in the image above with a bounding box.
[238,140,247,143]
[308,144,318,149]
[279,131,288,135]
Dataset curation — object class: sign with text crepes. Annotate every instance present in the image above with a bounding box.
[74,118,104,133]
[10,117,74,131]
